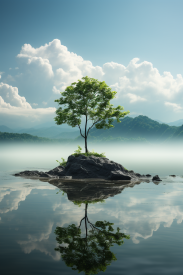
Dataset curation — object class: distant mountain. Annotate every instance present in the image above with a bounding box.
[0,132,73,143]
[1,115,183,143]
[88,115,178,142]
[167,119,183,126]
[0,132,51,142]
[0,131,148,144]
[0,125,13,133]
[169,125,183,139]
[17,126,80,139]
[126,115,164,124]
[0,125,81,139]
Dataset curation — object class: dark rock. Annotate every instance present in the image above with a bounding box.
[152,175,162,181]
[63,155,136,180]
[135,173,142,177]
[107,171,131,180]
[169,175,176,177]
[14,154,150,181]
[146,174,151,177]
[39,172,50,178]
[52,180,141,202]
[128,170,134,173]
[47,166,65,177]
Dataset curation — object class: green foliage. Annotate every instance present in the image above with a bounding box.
[54,76,130,152]
[56,145,106,167]
[72,145,106,158]
[54,220,130,275]
[56,189,66,195]
[54,76,129,129]
[74,145,82,154]
[56,157,67,166]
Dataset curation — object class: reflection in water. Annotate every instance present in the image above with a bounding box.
[1,144,183,275]
[55,202,130,275]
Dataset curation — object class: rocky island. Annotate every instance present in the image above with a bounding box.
[14,154,161,182]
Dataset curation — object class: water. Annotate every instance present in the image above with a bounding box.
[0,143,183,274]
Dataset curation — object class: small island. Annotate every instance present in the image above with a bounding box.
[14,77,162,183]
[14,145,162,183]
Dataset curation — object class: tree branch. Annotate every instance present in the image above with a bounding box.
[78,217,85,228]
[78,125,85,138]
[86,119,101,137]
[86,217,101,232]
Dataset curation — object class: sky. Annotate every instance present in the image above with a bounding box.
[1,0,183,128]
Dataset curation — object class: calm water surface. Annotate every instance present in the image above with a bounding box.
[0,144,183,274]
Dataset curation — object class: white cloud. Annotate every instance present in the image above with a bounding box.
[0,184,56,215]
[42,101,47,105]
[15,67,19,70]
[16,40,183,112]
[27,57,54,78]
[165,102,183,112]
[0,82,56,127]
[126,93,147,103]
[0,182,59,261]
[17,222,60,261]
[107,59,183,101]
[0,38,180,126]
[52,86,61,94]
[17,39,104,92]
[0,82,31,108]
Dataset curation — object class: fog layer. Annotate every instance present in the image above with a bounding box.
[1,143,183,177]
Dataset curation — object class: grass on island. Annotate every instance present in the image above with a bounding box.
[56,145,106,166]
[56,145,129,171]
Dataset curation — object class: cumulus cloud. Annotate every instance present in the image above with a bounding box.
[15,39,183,123]
[17,222,60,261]
[52,85,61,94]
[165,102,183,112]
[0,182,59,261]
[27,57,54,78]
[0,38,181,128]
[0,82,31,108]
[17,39,104,92]
[126,93,147,103]
[0,184,56,215]
[0,82,56,127]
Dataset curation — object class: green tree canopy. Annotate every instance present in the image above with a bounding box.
[54,203,130,275]
[54,76,130,153]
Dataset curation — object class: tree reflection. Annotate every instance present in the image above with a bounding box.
[54,203,130,275]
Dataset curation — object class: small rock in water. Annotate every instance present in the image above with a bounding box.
[152,175,162,181]
[146,174,151,177]
[169,175,176,177]
[135,173,142,177]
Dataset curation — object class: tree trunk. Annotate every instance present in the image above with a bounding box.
[85,203,88,244]
[85,114,88,153]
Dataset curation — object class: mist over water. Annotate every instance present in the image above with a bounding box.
[1,142,183,177]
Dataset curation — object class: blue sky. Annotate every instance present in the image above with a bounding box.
[1,0,183,128]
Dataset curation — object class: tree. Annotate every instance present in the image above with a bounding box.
[54,76,130,153]
[54,203,130,275]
